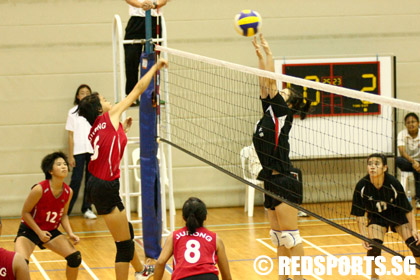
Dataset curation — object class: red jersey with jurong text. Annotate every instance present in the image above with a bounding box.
[172,227,219,280]
[88,112,127,181]
[22,180,71,231]
[0,248,15,280]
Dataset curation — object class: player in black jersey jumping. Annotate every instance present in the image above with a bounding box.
[252,34,311,280]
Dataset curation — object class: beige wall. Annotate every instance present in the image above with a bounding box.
[1,0,420,216]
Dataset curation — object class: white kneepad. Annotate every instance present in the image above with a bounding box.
[270,229,302,249]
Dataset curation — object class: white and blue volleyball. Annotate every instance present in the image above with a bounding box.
[234,10,262,37]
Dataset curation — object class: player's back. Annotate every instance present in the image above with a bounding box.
[0,248,15,280]
[172,227,219,280]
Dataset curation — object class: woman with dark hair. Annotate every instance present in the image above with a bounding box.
[251,34,311,280]
[351,153,420,279]
[396,112,420,208]
[65,84,96,219]
[77,58,167,280]
[154,197,232,280]
[14,152,81,280]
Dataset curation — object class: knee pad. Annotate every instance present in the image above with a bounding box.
[65,251,82,268]
[128,222,134,240]
[367,239,383,258]
[115,239,135,263]
[270,229,302,249]
[405,236,420,257]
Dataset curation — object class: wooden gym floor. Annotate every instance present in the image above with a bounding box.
[1,205,419,280]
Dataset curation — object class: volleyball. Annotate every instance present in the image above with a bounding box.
[234,10,262,37]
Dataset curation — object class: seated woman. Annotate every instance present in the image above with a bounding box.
[351,153,420,280]
[396,112,420,208]
[154,197,232,280]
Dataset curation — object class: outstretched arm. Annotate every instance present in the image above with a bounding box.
[259,34,278,99]
[216,236,232,280]
[109,58,168,124]
[356,216,372,250]
[252,36,268,99]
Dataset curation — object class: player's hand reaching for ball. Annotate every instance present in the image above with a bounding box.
[252,37,263,59]
[259,34,272,55]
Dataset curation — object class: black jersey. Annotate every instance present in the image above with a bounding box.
[253,93,293,180]
[351,173,412,224]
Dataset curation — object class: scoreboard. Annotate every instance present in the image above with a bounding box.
[274,56,395,157]
[277,59,384,117]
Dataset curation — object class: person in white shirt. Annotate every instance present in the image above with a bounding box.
[396,112,420,209]
[124,0,168,98]
[65,84,97,219]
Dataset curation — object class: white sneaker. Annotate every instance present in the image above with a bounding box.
[135,264,155,280]
[83,209,97,219]
[416,200,420,209]
[298,211,308,217]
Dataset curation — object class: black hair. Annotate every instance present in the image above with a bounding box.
[76,92,102,125]
[367,153,387,166]
[41,152,69,180]
[73,84,92,105]
[182,197,207,234]
[286,86,311,120]
[404,112,419,123]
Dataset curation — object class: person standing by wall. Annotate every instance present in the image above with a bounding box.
[66,84,96,219]
[124,0,168,100]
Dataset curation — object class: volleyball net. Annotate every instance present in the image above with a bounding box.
[156,45,420,263]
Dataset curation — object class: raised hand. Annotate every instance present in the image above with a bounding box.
[252,36,263,59]
[259,33,271,55]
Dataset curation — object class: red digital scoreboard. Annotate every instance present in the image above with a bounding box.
[282,61,381,117]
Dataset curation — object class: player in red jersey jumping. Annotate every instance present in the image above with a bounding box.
[154,197,232,280]
[14,152,81,280]
[77,58,168,280]
[0,218,30,280]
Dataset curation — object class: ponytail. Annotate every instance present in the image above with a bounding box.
[182,197,207,235]
[287,86,312,120]
[186,213,200,234]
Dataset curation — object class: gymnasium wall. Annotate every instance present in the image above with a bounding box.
[1,0,420,216]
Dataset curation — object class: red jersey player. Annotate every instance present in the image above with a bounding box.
[154,197,232,280]
[77,58,168,280]
[14,152,81,280]
[0,218,30,280]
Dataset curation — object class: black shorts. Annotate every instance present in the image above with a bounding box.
[86,175,124,215]
[181,273,218,280]
[15,223,62,249]
[368,214,409,233]
[263,168,303,210]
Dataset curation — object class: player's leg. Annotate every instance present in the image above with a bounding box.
[14,236,36,265]
[68,153,85,215]
[43,234,80,280]
[395,223,420,264]
[14,224,39,264]
[103,207,137,280]
[267,209,290,280]
[127,221,154,279]
[124,17,145,96]
[275,203,304,280]
[367,224,387,280]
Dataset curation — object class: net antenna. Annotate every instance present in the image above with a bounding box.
[156,45,420,268]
